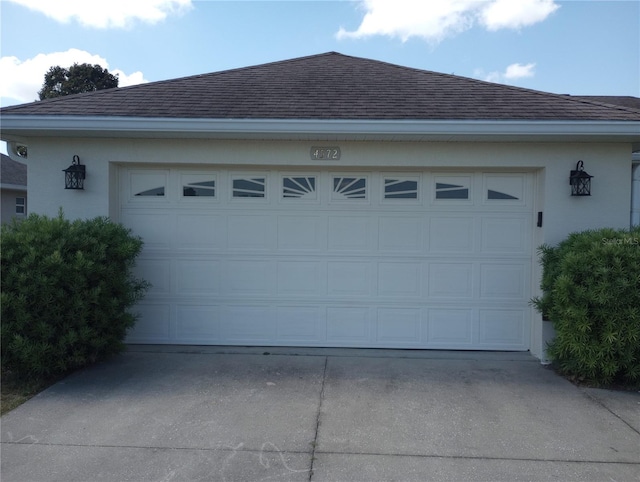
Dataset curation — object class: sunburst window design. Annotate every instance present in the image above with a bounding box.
[283,177,316,199]
[183,180,215,197]
[384,179,418,199]
[333,177,366,200]
[135,186,165,196]
[435,182,469,200]
[233,177,265,198]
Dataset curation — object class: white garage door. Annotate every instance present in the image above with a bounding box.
[120,168,533,350]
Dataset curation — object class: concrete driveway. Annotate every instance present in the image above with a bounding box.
[1,346,639,481]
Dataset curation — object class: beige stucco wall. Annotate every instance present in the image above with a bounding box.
[22,136,634,359]
[25,136,633,230]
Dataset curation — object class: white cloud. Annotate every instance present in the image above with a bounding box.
[7,0,192,29]
[113,70,148,88]
[0,49,148,106]
[480,0,559,31]
[337,0,559,42]
[337,0,476,43]
[504,62,536,79]
[475,62,536,84]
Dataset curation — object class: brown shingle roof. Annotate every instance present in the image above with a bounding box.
[1,52,639,121]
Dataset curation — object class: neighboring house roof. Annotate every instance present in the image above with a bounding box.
[571,96,640,112]
[1,52,639,122]
[0,154,27,189]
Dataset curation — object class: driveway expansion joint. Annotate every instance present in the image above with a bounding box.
[312,450,640,465]
[579,388,640,436]
[308,355,328,481]
[5,441,637,466]
[0,441,311,455]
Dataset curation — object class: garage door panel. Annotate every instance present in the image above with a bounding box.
[479,309,528,348]
[222,305,275,342]
[327,307,371,343]
[123,212,174,249]
[429,216,475,253]
[227,215,274,251]
[327,261,373,296]
[176,260,220,295]
[428,263,473,298]
[378,216,424,252]
[277,215,324,251]
[276,306,324,342]
[426,309,473,346]
[481,216,530,254]
[376,308,421,344]
[327,216,373,251]
[377,262,423,298]
[480,263,528,300]
[277,261,323,296]
[176,214,225,249]
[225,260,275,295]
[176,305,220,342]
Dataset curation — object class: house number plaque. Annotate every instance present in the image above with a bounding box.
[310,146,341,160]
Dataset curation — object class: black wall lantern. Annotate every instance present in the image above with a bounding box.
[569,160,593,196]
[63,155,85,190]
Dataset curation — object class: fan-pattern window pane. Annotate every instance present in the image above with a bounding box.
[333,177,366,200]
[283,176,316,199]
[135,186,165,196]
[183,180,215,197]
[484,175,524,202]
[384,179,418,199]
[435,182,468,199]
[131,172,167,198]
[233,178,265,198]
[487,190,519,200]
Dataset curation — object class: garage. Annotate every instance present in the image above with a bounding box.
[5,52,635,358]
[121,166,533,350]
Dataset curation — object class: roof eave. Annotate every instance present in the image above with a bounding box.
[0,182,27,191]
[2,116,639,145]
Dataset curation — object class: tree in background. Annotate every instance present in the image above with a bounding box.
[38,63,119,100]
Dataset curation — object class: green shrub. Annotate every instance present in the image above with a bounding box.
[1,212,149,379]
[532,227,640,386]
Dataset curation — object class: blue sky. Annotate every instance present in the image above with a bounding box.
[1,0,639,109]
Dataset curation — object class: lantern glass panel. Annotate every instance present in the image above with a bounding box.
[63,163,85,190]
